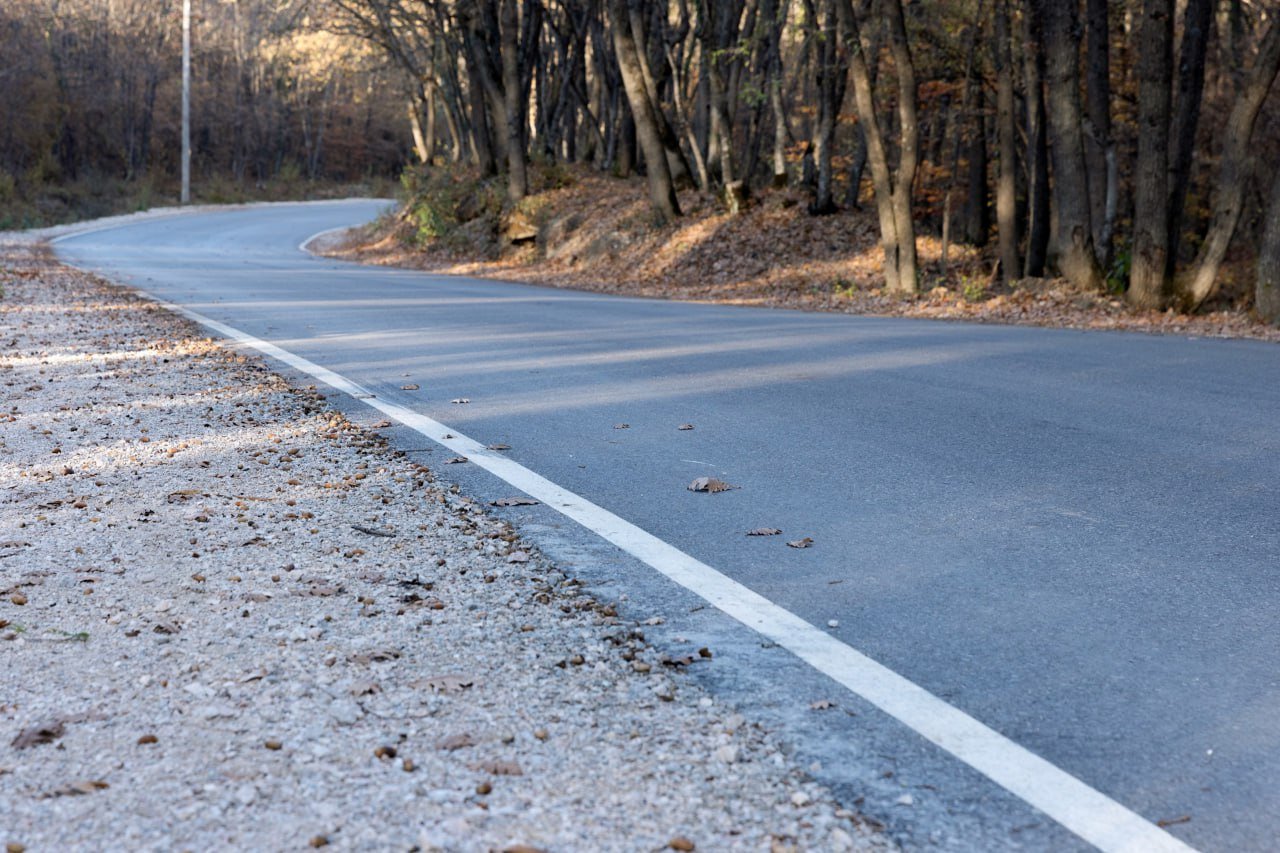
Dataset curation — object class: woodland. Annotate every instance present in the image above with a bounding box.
[3,0,1280,323]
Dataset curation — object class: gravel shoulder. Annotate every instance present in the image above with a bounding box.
[0,238,890,851]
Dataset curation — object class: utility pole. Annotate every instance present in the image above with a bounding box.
[181,0,191,205]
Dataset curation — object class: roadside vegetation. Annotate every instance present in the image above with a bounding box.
[4,0,1280,329]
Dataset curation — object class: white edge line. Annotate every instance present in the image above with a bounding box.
[298,225,358,255]
[54,243,1197,853]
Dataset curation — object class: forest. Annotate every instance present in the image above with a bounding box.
[3,0,1279,322]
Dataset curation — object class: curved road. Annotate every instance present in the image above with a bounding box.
[57,201,1280,851]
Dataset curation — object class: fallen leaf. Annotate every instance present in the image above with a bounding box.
[351,524,396,537]
[1157,816,1191,828]
[490,497,538,507]
[687,477,735,493]
[486,444,511,451]
[349,648,401,665]
[436,732,475,751]
[11,721,65,749]
[747,527,782,536]
[413,673,475,693]
[450,398,470,404]
[474,759,523,776]
[400,384,419,391]
[374,745,397,760]
[444,456,468,464]
[165,489,202,503]
[371,420,392,428]
[39,779,109,798]
[787,538,814,549]
[677,424,695,430]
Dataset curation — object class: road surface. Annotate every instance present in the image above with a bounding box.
[56,201,1280,851]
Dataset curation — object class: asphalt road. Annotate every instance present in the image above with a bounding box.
[56,201,1280,851]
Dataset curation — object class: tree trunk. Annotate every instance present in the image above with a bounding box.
[1258,167,1280,325]
[608,0,680,223]
[962,76,989,247]
[838,0,918,294]
[1084,0,1112,264]
[995,0,1019,282]
[1023,7,1050,277]
[1165,0,1212,278]
[810,0,845,215]
[1032,0,1104,291]
[500,0,528,201]
[1179,20,1280,309]
[1128,0,1174,309]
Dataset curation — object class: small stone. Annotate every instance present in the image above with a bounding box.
[308,837,329,848]
[374,745,397,760]
[402,758,415,772]
[9,594,26,606]
[137,734,158,745]
[264,740,283,751]
[668,838,695,852]
[713,744,738,764]
[895,793,915,806]
[475,781,492,795]
[791,791,811,807]
[632,661,651,673]
[827,619,840,628]
[7,843,27,853]
[234,784,257,806]
[533,728,549,741]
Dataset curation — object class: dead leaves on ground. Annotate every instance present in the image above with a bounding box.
[687,477,735,493]
[786,538,814,549]
[11,720,64,750]
[747,527,782,536]
[38,779,109,799]
[490,497,538,507]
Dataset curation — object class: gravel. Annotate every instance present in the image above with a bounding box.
[0,238,892,852]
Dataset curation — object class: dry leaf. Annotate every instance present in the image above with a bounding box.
[436,732,475,751]
[349,648,400,665]
[351,524,396,537]
[677,424,695,430]
[490,497,538,507]
[444,456,468,464]
[747,527,782,536]
[688,477,734,493]
[11,720,65,749]
[1157,816,1191,828]
[166,489,202,503]
[787,538,814,549]
[414,673,474,693]
[400,384,419,391]
[486,443,511,451]
[474,759,523,776]
[40,779,109,798]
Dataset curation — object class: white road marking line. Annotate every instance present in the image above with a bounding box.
[53,236,1196,852]
[298,225,359,254]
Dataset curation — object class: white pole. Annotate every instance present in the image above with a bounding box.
[181,0,191,205]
